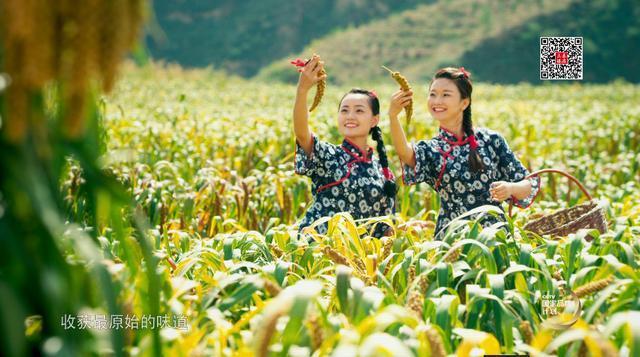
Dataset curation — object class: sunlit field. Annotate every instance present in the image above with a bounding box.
[55,64,640,355]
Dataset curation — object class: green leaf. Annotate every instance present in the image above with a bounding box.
[336,265,352,315]
[275,261,290,286]
[434,294,459,339]
[218,276,260,311]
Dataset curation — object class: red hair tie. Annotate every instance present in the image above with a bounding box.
[459,67,470,79]
[382,167,394,181]
[468,134,478,149]
[369,89,378,99]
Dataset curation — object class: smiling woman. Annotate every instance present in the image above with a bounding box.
[291,56,396,238]
[388,67,541,238]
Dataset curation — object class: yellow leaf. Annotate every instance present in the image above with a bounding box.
[515,272,528,295]
[455,329,501,356]
[531,329,554,350]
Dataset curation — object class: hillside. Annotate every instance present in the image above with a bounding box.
[148,0,640,84]
[147,0,436,76]
[257,0,640,84]
[460,0,640,83]
[256,0,578,84]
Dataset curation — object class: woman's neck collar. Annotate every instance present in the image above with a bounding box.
[343,136,369,154]
[344,136,369,152]
[438,119,464,140]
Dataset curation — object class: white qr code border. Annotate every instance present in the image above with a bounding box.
[540,36,583,81]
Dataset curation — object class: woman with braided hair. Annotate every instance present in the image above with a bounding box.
[388,67,540,238]
[293,55,396,238]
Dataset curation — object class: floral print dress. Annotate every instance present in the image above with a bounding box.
[295,134,395,237]
[403,127,540,238]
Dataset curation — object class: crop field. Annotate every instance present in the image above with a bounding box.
[50,64,640,355]
[2,0,639,355]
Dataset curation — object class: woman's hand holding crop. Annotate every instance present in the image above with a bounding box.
[389,89,413,118]
[297,55,326,92]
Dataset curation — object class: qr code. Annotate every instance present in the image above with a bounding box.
[540,37,583,80]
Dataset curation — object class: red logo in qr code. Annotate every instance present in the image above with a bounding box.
[540,37,582,80]
[555,52,568,65]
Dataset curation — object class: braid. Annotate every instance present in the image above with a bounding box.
[462,104,484,172]
[370,126,388,167]
[370,126,397,198]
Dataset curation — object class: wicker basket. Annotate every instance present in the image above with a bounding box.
[509,169,608,238]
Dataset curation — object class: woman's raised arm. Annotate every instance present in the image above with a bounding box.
[293,55,326,155]
[388,89,415,167]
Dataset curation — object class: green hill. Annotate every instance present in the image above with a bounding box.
[257,0,640,84]
[460,0,640,83]
[148,0,639,84]
[147,0,436,76]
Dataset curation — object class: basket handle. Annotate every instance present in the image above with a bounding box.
[508,168,592,217]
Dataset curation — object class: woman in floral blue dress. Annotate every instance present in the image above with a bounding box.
[293,55,396,237]
[388,67,540,238]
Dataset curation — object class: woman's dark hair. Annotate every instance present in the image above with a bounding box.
[431,67,484,173]
[339,88,397,199]
[339,88,380,115]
